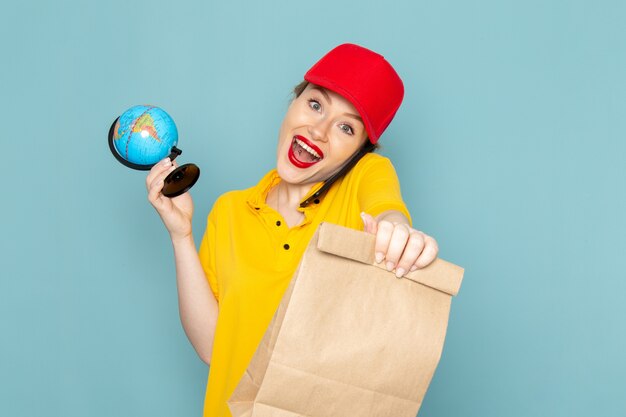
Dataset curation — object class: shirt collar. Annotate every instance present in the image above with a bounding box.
[246,170,281,211]
[246,170,325,214]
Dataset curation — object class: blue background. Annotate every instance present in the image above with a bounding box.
[1,1,624,416]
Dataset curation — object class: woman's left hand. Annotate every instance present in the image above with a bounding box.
[361,212,438,277]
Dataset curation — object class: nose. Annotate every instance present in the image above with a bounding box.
[308,117,332,143]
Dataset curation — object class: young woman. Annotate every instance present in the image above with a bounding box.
[146,43,439,417]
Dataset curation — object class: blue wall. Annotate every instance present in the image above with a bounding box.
[1,1,624,416]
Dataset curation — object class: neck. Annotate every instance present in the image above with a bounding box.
[266,180,310,227]
[280,181,314,207]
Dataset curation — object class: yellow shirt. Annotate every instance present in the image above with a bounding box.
[198,153,410,417]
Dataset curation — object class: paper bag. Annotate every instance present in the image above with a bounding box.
[228,222,464,417]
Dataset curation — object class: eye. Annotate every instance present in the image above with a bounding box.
[308,99,322,112]
[339,123,354,135]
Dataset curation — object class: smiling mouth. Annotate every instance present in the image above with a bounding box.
[288,135,324,168]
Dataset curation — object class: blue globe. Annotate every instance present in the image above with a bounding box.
[111,105,178,167]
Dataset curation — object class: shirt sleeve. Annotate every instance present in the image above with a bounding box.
[356,155,412,226]
[198,199,220,303]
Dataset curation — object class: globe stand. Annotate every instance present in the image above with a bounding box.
[108,117,200,198]
[161,163,200,198]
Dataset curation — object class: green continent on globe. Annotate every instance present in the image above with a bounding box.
[132,113,161,142]
[114,113,161,143]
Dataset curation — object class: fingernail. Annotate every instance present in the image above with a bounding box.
[410,265,418,272]
[395,268,405,278]
[163,158,171,166]
[386,261,395,272]
[375,252,384,264]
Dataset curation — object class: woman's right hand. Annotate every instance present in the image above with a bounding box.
[146,157,194,241]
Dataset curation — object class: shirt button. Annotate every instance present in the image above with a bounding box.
[283,244,290,250]
[276,220,281,226]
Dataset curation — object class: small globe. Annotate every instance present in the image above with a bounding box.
[111,105,178,167]
[108,104,200,197]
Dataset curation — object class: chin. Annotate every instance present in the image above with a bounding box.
[276,160,321,186]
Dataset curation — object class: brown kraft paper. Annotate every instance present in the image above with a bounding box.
[228,222,464,417]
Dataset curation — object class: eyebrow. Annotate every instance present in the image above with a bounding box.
[345,113,363,122]
[311,86,332,104]
[311,86,363,122]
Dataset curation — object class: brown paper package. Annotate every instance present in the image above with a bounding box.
[228,222,464,417]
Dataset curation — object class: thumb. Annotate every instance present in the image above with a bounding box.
[360,212,378,234]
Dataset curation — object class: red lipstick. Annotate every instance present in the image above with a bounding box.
[288,135,324,168]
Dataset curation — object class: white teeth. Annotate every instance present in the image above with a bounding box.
[295,138,321,159]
